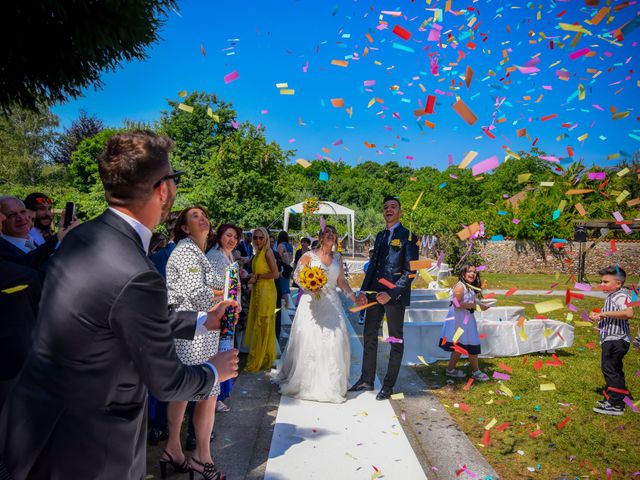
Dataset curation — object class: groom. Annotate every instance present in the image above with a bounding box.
[351,196,419,400]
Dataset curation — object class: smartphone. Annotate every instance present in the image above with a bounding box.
[63,202,75,228]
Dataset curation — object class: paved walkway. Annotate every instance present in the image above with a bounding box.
[264,319,428,480]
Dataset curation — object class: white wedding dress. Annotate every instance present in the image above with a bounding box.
[272,250,351,403]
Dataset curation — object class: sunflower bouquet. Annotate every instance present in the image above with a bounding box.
[302,196,320,216]
[298,265,327,300]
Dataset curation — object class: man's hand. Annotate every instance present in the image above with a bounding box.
[478,301,490,311]
[356,292,368,306]
[56,217,80,241]
[209,349,240,383]
[589,311,601,321]
[376,292,391,305]
[204,300,238,330]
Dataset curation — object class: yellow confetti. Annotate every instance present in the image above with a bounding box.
[485,418,497,430]
[519,327,528,341]
[435,290,450,300]
[296,158,312,168]
[419,269,434,283]
[577,133,588,142]
[617,167,630,177]
[517,173,531,183]
[280,89,295,95]
[390,392,405,400]
[540,383,556,391]
[535,298,564,314]
[275,82,289,88]
[498,385,513,397]
[558,23,592,35]
[178,90,187,97]
[616,190,630,204]
[543,328,554,337]
[178,104,194,113]
[412,191,424,211]
[578,83,585,101]
[612,111,630,120]
[453,327,465,343]
[540,181,555,187]
[206,107,219,122]
[367,98,376,108]
[1,285,29,294]
[417,355,429,366]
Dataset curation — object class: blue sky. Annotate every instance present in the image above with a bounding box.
[53,0,640,170]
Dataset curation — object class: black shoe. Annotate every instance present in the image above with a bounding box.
[593,401,624,416]
[185,434,196,451]
[159,450,190,479]
[347,379,374,392]
[148,427,168,446]
[376,387,393,401]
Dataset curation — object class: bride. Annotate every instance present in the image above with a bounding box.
[272,225,357,403]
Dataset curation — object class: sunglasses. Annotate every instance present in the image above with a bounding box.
[153,170,184,189]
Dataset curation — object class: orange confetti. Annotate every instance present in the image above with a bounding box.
[331,59,349,67]
[452,99,478,126]
[330,98,345,108]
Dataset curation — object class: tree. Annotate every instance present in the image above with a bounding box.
[0,103,58,185]
[179,122,293,228]
[52,110,105,165]
[158,92,236,186]
[69,129,120,191]
[0,0,177,112]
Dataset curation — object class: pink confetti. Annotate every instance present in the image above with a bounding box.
[513,218,521,224]
[385,336,404,344]
[231,120,239,129]
[588,172,606,180]
[332,139,343,146]
[260,109,268,114]
[471,156,499,176]
[364,80,376,87]
[288,138,296,143]
[569,48,591,60]
[493,372,511,381]
[223,70,240,84]
[574,282,592,291]
[623,396,639,412]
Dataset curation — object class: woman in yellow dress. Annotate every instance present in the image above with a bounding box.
[244,227,280,372]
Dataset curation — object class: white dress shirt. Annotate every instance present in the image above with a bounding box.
[2,235,35,253]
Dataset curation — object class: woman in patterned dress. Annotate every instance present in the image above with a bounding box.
[244,227,280,372]
[206,223,244,413]
[164,206,225,480]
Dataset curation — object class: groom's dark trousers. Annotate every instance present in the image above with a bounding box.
[360,223,418,390]
[362,302,406,389]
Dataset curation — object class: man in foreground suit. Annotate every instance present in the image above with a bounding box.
[350,196,418,400]
[0,131,239,479]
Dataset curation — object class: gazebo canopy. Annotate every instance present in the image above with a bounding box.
[283,201,355,256]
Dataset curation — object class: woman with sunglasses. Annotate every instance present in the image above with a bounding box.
[272,226,356,403]
[164,206,225,480]
[244,227,280,372]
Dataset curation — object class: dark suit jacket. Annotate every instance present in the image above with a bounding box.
[0,261,41,381]
[0,209,216,480]
[0,236,57,270]
[361,223,419,307]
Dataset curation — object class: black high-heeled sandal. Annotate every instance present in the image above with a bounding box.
[189,457,225,480]
[159,450,190,478]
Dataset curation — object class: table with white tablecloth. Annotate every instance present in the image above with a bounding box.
[402,314,574,365]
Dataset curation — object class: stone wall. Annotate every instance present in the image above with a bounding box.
[476,240,640,275]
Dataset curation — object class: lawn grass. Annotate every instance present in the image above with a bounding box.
[481,273,640,292]
[412,294,640,479]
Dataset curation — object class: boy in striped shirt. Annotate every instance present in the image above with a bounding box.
[589,266,634,416]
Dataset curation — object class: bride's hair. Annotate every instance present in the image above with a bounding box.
[318,225,338,250]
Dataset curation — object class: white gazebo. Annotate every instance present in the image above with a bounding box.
[283,201,355,256]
